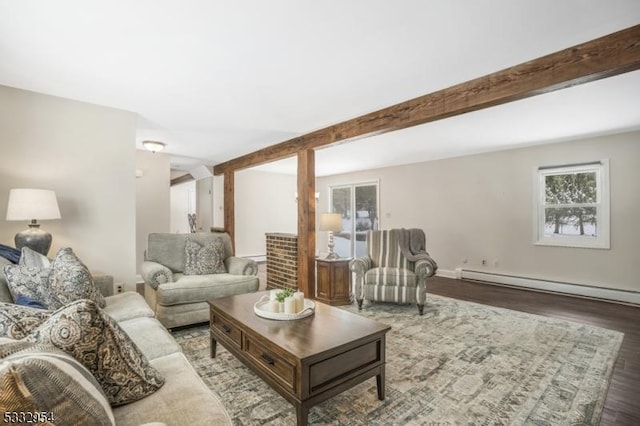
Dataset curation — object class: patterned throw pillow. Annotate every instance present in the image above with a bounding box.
[3,264,58,308]
[48,247,106,309]
[4,247,106,310]
[24,299,165,406]
[0,340,115,425]
[184,238,226,275]
[0,302,52,340]
[19,246,51,269]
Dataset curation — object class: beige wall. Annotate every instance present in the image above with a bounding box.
[0,85,138,287]
[135,149,170,277]
[235,169,297,257]
[317,131,640,293]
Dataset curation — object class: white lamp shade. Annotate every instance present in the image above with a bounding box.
[319,213,342,232]
[6,189,61,221]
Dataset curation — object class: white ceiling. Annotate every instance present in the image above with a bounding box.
[1,1,639,176]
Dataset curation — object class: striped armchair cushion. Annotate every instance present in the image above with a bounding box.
[367,230,414,269]
[365,267,417,287]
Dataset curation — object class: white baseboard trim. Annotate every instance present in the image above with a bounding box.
[456,268,640,306]
[435,269,457,279]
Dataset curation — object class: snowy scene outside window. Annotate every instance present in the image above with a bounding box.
[330,182,379,258]
[535,160,609,249]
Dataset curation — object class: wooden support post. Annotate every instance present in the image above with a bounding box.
[223,170,235,253]
[297,149,316,297]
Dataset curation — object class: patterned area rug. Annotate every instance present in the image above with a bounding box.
[172,295,623,425]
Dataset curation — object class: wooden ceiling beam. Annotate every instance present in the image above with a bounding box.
[170,173,194,186]
[213,24,640,175]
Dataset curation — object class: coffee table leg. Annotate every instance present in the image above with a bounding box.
[376,365,386,400]
[210,337,217,358]
[296,402,309,426]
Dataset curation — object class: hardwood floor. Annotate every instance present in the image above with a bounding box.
[427,276,640,426]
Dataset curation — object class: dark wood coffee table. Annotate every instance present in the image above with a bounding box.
[208,291,390,425]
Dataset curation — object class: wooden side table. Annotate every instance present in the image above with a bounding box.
[315,258,352,306]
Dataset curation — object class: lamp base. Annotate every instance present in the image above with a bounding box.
[15,221,52,256]
[325,232,340,260]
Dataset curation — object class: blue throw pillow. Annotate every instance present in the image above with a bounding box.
[15,294,49,310]
[0,244,21,264]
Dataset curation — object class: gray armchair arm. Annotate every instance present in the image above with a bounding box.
[140,261,173,290]
[225,257,258,276]
[350,256,372,303]
[414,260,435,278]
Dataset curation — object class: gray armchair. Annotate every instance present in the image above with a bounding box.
[350,229,437,315]
[142,232,259,328]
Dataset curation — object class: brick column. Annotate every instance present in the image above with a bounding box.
[266,233,298,291]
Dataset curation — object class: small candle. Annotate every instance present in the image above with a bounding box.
[267,299,280,313]
[293,291,304,313]
[283,296,295,314]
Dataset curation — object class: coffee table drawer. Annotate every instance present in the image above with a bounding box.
[245,336,296,390]
[211,313,242,348]
[309,339,381,393]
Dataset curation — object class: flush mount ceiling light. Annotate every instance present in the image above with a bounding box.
[142,140,166,153]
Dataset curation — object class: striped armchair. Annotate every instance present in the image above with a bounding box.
[350,229,437,315]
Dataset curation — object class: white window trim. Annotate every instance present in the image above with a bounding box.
[533,159,610,249]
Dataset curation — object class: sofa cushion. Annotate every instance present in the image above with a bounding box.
[156,274,259,306]
[0,340,115,425]
[365,267,417,287]
[103,291,155,322]
[184,237,226,275]
[0,302,51,340]
[112,352,231,426]
[118,317,182,361]
[48,247,106,309]
[24,299,165,406]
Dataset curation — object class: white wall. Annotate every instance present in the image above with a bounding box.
[170,180,196,234]
[0,85,138,287]
[235,169,297,257]
[135,149,170,276]
[213,175,225,229]
[317,131,640,293]
[196,177,214,232]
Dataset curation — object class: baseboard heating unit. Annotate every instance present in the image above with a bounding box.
[455,268,640,306]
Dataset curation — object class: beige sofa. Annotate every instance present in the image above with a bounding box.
[141,232,259,328]
[0,257,231,426]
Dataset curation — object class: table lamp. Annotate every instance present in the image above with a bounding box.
[6,188,61,255]
[319,212,342,259]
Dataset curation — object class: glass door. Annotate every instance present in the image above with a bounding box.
[330,182,379,258]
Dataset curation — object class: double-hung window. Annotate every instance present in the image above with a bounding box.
[534,160,610,249]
